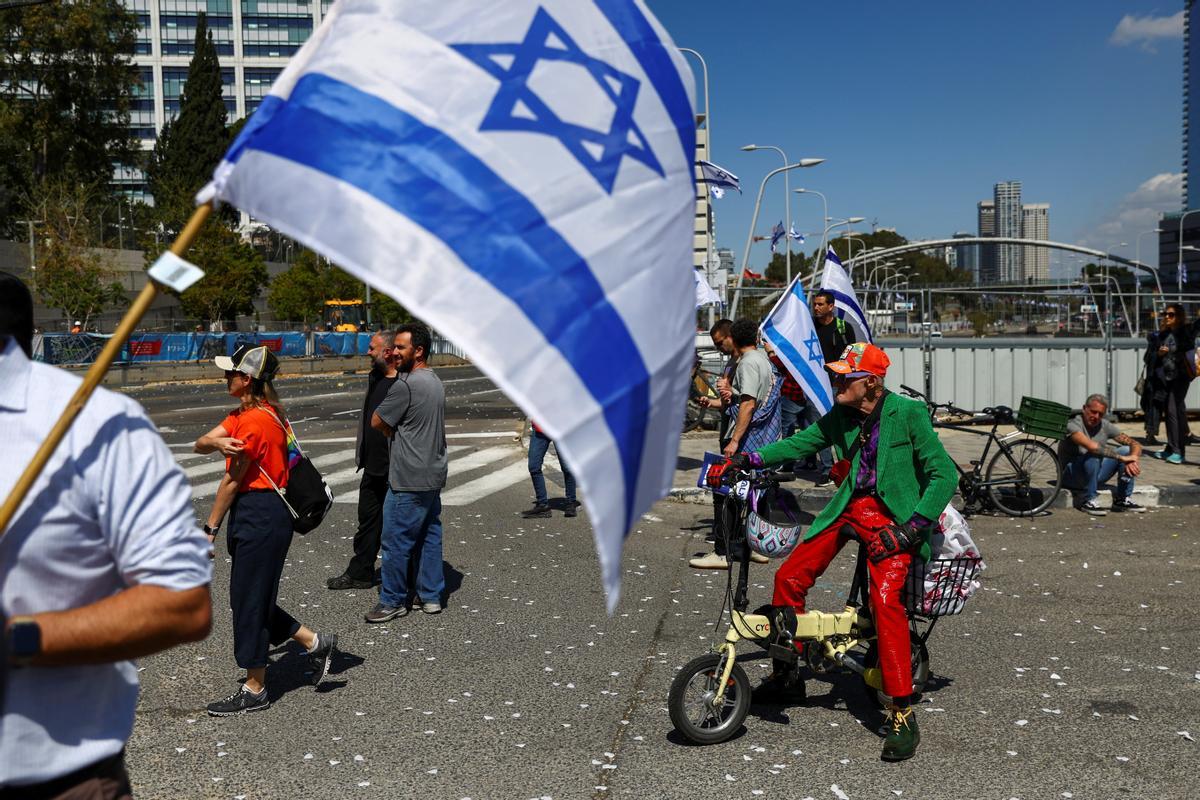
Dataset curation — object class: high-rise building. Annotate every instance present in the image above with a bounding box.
[977,200,996,284]
[952,231,977,279]
[1021,203,1050,282]
[117,0,337,200]
[1186,0,1198,210]
[1162,1,1200,292]
[693,122,712,272]
[993,181,1023,282]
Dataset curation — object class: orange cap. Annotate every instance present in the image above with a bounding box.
[826,342,890,377]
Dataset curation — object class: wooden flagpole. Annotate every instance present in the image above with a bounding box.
[0,202,214,537]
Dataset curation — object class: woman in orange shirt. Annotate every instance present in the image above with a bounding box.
[195,344,338,716]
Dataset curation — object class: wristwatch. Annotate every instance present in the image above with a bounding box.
[7,616,42,667]
[203,523,219,536]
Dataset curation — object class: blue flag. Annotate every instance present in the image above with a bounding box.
[770,221,786,253]
[198,0,698,610]
[760,279,834,416]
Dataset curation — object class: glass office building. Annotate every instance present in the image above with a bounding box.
[119,0,329,199]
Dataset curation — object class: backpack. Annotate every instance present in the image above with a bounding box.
[258,408,334,535]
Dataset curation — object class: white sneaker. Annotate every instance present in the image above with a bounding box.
[688,552,730,570]
[1078,500,1107,516]
[749,551,770,564]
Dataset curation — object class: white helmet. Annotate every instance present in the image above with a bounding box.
[743,486,804,559]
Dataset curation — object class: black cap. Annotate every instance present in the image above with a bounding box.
[0,271,34,358]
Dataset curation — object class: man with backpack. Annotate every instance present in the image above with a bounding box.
[799,291,851,485]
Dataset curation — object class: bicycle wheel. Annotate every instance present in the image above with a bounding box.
[985,438,1062,516]
[668,652,751,745]
[861,633,931,708]
[683,396,709,432]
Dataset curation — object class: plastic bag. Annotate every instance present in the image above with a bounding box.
[916,506,985,616]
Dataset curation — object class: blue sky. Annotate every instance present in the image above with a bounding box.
[649,1,1184,276]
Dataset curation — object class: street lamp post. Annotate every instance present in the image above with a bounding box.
[1177,210,1200,302]
[679,47,716,325]
[1134,227,1164,335]
[729,160,825,319]
[813,217,865,288]
[742,144,792,285]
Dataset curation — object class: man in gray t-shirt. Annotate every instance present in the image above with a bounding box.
[365,324,449,622]
[1059,393,1144,516]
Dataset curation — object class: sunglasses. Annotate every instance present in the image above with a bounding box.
[831,373,868,386]
[1165,312,1177,318]
[224,370,247,379]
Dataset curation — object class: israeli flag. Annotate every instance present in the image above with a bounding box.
[759,278,834,416]
[820,247,873,343]
[198,0,697,611]
[788,224,805,243]
[697,159,740,198]
[770,221,786,254]
[694,269,721,307]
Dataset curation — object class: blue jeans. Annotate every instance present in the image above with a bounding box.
[528,430,576,505]
[1062,446,1134,504]
[800,402,833,472]
[380,488,444,607]
[780,397,803,439]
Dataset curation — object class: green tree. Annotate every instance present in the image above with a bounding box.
[369,292,413,327]
[267,249,363,323]
[170,224,268,323]
[0,0,140,229]
[32,180,126,327]
[145,11,229,233]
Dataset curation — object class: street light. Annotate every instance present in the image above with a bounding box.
[1177,210,1200,301]
[1134,227,1165,335]
[742,145,824,285]
[678,47,716,324]
[730,161,826,318]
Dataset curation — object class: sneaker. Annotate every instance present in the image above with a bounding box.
[814,475,833,488]
[1148,449,1169,460]
[1166,453,1185,465]
[1111,498,1147,513]
[307,633,338,686]
[422,601,442,614]
[207,685,270,717]
[749,551,770,564]
[688,552,730,570]
[751,670,806,706]
[1144,435,1160,446]
[326,573,373,590]
[880,706,920,761]
[364,603,408,623]
[521,504,551,519]
[1077,500,1108,517]
[565,500,579,518]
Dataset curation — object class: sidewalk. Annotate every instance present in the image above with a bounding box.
[667,419,1200,511]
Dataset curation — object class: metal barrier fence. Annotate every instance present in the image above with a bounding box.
[32,330,467,366]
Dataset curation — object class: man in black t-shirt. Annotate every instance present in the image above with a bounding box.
[327,330,398,589]
[798,291,850,484]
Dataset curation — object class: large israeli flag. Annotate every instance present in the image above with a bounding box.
[198,0,697,611]
[821,247,873,343]
[759,279,834,416]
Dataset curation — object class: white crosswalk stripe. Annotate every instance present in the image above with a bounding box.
[179,443,547,505]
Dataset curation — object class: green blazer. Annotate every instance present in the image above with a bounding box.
[756,393,958,554]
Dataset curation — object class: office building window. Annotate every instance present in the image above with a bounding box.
[163,66,236,119]
[241,14,312,57]
[244,67,282,114]
[159,1,234,56]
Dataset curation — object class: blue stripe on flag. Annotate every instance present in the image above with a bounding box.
[240,73,650,533]
[827,289,869,332]
[761,320,833,411]
[593,0,696,169]
[225,94,284,168]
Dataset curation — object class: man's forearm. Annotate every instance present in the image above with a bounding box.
[20,584,211,667]
[728,400,755,445]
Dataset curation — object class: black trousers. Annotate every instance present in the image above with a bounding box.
[227,491,301,669]
[1165,381,1190,457]
[345,472,389,582]
[712,436,733,557]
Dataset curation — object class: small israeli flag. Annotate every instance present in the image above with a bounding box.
[788,224,805,243]
[760,278,834,416]
[198,0,697,611]
[770,221,786,254]
[697,159,740,198]
[820,247,872,343]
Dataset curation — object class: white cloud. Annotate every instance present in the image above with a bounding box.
[1109,11,1183,52]
[1072,172,1181,273]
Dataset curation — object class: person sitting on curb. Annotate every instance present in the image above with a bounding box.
[521,420,578,518]
[1059,393,1145,516]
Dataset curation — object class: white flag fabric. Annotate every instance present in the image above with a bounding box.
[820,247,873,343]
[788,224,805,243]
[759,278,834,416]
[693,269,721,307]
[198,0,698,611]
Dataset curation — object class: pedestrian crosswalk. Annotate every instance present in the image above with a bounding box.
[177,436,569,509]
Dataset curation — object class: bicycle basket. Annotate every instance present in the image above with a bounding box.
[904,556,983,618]
[743,485,804,559]
[1016,396,1071,440]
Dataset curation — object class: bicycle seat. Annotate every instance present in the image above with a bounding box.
[983,406,1015,423]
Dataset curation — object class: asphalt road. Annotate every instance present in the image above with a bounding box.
[119,368,1200,800]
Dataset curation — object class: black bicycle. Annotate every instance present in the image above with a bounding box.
[900,385,1063,517]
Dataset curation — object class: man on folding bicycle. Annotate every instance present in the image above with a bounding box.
[728,342,957,762]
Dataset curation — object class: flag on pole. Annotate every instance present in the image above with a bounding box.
[697,159,740,198]
[770,221,786,253]
[694,269,721,307]
[743,267,763,281]
[197,0,698,611]
[788,224,805,243]
[760,278,834,416]
[820,247,872,343]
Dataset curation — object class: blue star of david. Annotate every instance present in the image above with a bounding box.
[802,331,824,362]
[452,7,664,194]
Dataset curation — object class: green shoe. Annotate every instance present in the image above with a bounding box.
[881,706,920,762]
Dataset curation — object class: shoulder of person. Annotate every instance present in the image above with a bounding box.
[887,392,925,417]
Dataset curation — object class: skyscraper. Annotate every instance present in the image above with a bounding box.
[977,200,996,284]
[952,231,977,280]
[994,181,1023,282]
[1021,203,1050,282]
[117,0,337,200]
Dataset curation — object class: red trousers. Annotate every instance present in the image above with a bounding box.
[772,494,914,701]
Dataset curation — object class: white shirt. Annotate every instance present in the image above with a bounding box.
[0,337,212,786]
